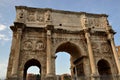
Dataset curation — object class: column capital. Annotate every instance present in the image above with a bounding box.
[106,25,116,34]
[14,22,25,29]
[83,28,90,33]
[108,33,114,40]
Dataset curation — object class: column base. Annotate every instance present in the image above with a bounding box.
[45,74,56,80]
[91,74,99,80]
[6,77,18,80]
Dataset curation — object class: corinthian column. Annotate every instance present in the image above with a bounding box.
[105,25,120,75]
[108,33,120,74]
[81,14,96,79]
[11,28,22,77]
[46,30,52,75]
[84,29,96,76]
[11,23,24,78]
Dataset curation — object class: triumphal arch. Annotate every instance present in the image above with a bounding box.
[7,6,120,80]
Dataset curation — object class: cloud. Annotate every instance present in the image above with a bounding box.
[0,62,7,79]
[0,34,10,41]
[0,24,6,31]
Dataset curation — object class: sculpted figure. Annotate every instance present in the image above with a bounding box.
[44,10,51,22]
[36,41,44,50]
[23,41,32,50]
[19,9,24,19]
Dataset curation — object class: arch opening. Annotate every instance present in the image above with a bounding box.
[56,52,71,75]
[55,42,84,79]
[24,59,41,80]
[97,59,112,80]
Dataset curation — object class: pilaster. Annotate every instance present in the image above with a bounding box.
[81,14,97,80]
[46,25,55,80]
[106,26,120,75]
[11,22,25,79]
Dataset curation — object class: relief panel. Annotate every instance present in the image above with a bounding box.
[27,10,36,22]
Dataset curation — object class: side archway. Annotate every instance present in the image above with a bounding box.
[97,59,112,80]
[23,59,41,80]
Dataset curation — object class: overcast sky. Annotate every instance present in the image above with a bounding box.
[0,0,120,79]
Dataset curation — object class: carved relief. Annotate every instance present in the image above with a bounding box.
[36,41,45,50]
[44,10,51,22]
[27,11,35,21]
[37,14,44,22]
[101,17,108,27]
[18,9,24,19]
[23,41,32,50]
[16,9,25,22]
[92,42,100,55]
[81,15,88,28]
[101,42,110,53]
[88,18,100,28]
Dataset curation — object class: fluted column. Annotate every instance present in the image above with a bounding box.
[46,29,52,75]
[108,33,120,74]
[106,25,120,75]
[11,28,22,77]
[84,29,96,76]
[81,14,96,80]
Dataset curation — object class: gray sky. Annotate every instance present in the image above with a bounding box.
[0,0,120,79]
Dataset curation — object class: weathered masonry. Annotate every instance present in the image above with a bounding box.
[6,6,120,80]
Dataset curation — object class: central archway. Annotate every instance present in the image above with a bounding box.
[55,42,84,79]
[23,59,41,80]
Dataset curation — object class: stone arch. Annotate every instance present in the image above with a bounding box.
[53,40,86,56]
[55,41,85,79]
[97,59,112,80]
[23,59,41,80]
[55,41,81,60]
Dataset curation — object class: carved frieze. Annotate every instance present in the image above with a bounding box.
[16,9,25,22]
[18,9,24,19]
[88,18,100,28]
[27,11,36,21]
[44,10,51,22]
[91,35,107,42]
[36,13,44,22]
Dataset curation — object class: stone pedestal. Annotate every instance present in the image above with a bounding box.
[45,75,56,80]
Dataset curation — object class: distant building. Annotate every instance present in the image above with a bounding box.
[26,74,36,80]
[61,74,71,80]
[116,46,120,57]
[26,74,40,80]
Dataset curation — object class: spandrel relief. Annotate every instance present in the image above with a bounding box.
[92,42,100,55]
[101,42,110,53]
[23,41,32,50]
[36,41,45,51]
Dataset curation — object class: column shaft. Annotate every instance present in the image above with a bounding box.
[46,30,52,75]
[11,28,22,76]
[109,34,120,74]
[85,32,96,75]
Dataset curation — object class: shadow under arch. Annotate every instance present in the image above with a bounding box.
[55,42,85,79]
[97,59,113,80]
[23,59,41,80]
